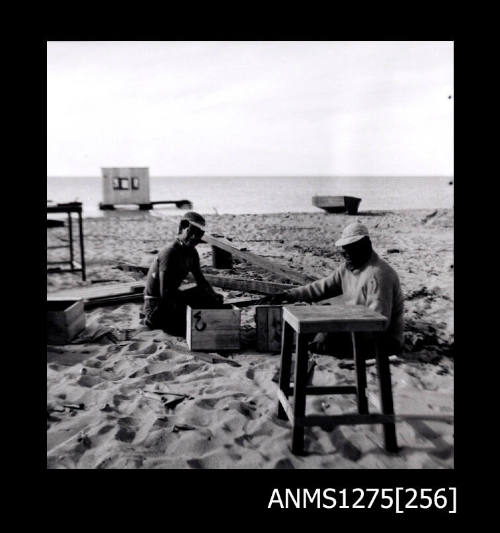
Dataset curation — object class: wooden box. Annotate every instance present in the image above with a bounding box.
[186,304,241,351]
[255,305,283,352]
[47,298,86,345]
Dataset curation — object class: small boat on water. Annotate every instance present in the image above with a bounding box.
[312,195,362,215]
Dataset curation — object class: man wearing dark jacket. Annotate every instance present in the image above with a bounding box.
[265,222,404,357]
[143,211,222,336]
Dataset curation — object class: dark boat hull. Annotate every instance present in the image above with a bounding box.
[312,196,361,215]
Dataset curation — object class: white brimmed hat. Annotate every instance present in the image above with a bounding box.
[335,222,370,247]
[182,211,206,231]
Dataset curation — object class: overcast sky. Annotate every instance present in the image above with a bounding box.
[47,41,453,177]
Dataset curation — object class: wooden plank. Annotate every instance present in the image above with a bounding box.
[255,306,269,352]
[201,233,312,284]
[255,305,283,352]
[188,331,240,351]
[157,218,315,283]
[288,385,357,395]
[283,304,387,334]
[115,262,299,295]
[277,389,294,422]
[48,281,145,301]
[202,275,297,295]
[268,306,282,352]
[291,334,310,453]
[84,293,145,309]
[212,246,233,268]
[296,413,454,427]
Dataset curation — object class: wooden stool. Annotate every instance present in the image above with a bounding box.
[277,304,398,455]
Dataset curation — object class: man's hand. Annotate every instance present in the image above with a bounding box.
[213,292,224,305]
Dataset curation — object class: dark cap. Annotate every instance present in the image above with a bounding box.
[181,211,206,231]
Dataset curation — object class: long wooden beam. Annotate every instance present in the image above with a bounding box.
[50,284,259,310]
[201,274,296,294]
[115,262,299,294]
[201,233,312,284]
[48,281,144,300]
[158,216,315,284]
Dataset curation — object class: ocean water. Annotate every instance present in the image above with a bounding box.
[47,176,453,218]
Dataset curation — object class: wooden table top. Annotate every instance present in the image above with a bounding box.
[283,304,387,333]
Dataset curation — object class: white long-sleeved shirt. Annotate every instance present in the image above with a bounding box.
[285,251,404,348]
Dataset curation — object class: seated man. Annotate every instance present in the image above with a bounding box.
[265,222,404,358]
[143,211,223,336]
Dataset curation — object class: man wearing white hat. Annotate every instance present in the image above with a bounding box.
[267,222,404,357]
[143,211,223,336]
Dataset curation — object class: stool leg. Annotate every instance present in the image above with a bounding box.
[351,332,368,415]
[291,333,309,455]
[374,339,398,453]
[277,321,294,420]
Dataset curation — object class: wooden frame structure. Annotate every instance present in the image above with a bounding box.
[277,304,398,455]
[47,202,86,281]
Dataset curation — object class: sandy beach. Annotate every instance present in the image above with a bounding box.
[47,208,453,469]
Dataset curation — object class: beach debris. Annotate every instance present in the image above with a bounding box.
[100,403,114,412]
[162,396,186,410]
[138,388,191,408]
[138,389,164,402]
[149,389,192,399]
[338,355,401,370]
[63,403,86,411]
[47,402,85,416]
[172,423,196,433]
[74,326,120,344]
[47,407,65,417]
[386,248,400,254]
[421,210,438,224]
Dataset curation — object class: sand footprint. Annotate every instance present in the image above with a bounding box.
[186,458,204,469]
[126,341,158,356]
[155,350,173,361]
[112,394,130,408]
[115,417,137,443]
[144,370,176,382]
[195,397,220,410]
[273,457,295,469]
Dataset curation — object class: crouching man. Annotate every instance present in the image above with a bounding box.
[264,222,404,358]
[143,211,223,336]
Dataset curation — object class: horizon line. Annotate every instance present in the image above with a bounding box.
[47,174,454,179]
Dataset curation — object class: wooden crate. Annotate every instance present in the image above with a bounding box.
[255,305,283,352]
[186,305,240,351]
[47,298,85,345]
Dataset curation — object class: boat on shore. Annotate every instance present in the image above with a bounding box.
[312,195,361,215]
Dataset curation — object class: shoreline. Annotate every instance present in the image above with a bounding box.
[47,206,453,221]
